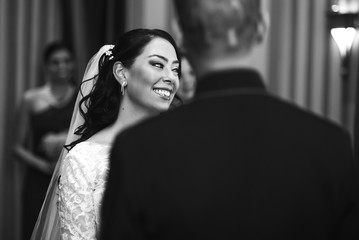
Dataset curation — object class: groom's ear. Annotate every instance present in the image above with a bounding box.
[113,61,127,84]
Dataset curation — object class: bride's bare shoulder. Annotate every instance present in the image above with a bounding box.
[87,127,118,146]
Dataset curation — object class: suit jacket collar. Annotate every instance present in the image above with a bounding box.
[195,69,266,97]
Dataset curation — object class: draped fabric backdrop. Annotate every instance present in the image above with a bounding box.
[0,0,125,239]
[267,0,358,135]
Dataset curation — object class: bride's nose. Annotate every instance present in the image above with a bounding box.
[162,68,178,85]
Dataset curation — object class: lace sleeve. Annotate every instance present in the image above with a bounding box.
[58,150,98,240]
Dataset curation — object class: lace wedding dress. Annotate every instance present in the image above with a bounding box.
[58,141,110,239]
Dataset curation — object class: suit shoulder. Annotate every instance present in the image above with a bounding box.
[269,95,349,136]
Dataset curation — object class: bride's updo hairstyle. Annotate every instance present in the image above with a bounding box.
[65,29,181,150]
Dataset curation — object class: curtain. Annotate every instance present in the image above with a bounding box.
[267,0,358,135]
[352,36,359,161]
[0,1,62,239]
[0,0,125,239]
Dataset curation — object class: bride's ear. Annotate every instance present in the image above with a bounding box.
[113,61,127,84]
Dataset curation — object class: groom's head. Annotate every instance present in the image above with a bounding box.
[173,0,265,63]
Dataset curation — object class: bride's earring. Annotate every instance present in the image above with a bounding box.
[121,81,127,96]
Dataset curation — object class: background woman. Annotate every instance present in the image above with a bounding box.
[14,41,77,240]
[176,54,196,103]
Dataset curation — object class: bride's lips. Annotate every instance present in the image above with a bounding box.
[153,87,173,100]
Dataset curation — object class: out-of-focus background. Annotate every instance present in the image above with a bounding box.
[1,0,359,239]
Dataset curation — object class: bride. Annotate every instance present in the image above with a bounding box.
[31,28,182,239]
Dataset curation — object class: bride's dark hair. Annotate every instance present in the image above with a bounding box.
[65,29,182,150]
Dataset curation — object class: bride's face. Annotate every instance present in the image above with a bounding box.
[124,37,180,114]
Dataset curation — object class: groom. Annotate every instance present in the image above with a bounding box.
[101,0,359,239]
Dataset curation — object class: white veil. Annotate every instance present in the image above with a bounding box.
[31,45,114,240]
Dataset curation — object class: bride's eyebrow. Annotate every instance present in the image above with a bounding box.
[148,54,168,62]
[148,54,179,64]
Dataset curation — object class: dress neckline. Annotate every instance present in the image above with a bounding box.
[76,141,111,149]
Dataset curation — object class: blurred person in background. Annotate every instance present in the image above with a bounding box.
[101,0,359,239]
[14,41,77,240]
[176,53,196,103]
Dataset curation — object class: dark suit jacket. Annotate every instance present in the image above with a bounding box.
[101,69,359,240]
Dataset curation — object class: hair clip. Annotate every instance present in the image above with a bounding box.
[105,45,115,60]
[105,50,114,60]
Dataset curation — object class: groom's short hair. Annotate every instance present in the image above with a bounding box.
[173,0,262,56]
